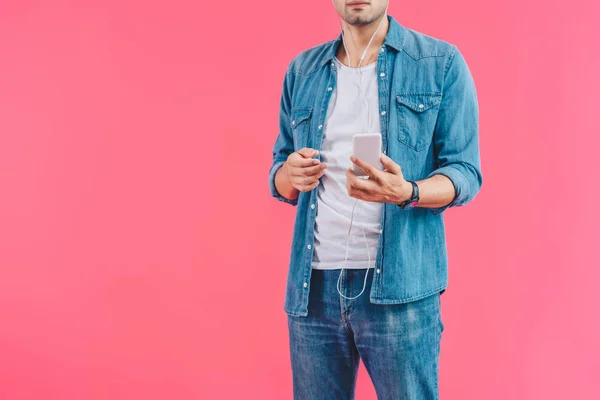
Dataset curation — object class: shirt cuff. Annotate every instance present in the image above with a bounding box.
[426,166,470,215]
[269,160,298,206]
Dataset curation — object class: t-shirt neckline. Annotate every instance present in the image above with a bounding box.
[334,56,377,71]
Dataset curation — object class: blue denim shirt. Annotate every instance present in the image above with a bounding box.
[268,15,483,317]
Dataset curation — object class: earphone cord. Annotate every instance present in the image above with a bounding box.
[334,6,388,300]
[337,6,387,132]
[336,196,372,299]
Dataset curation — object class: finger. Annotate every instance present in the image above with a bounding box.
[380,153,401,174]
[349,175,378,192]
[346,165,357,178]
[289,163,326,179]
[297,148,319,159]
[289,153,320,168]
[345,167,356,185]
[298,175,319,186]
[346,168,377,192]
[348,185,370,200]
[292,162,327,177]
[345,166,363,186]
[295,169,326,186]
[358,177,379,191]
[350,155,382,181]
[298,177,322,192]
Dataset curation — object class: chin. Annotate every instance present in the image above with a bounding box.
[344,11,380,27]
[346,16,374,26]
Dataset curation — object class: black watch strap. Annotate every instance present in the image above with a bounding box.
[398,181,419,209]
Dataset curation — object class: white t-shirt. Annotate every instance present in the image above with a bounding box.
[311,57,383,270]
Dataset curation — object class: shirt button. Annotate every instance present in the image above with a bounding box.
[307,244,311,249]
[376,268,381,274]
[318,125,323,129]
[379,229,383,234]
[327,87,333,92]
[381,111,386,116]
[303,282,308,288]
[380,72,385,77]
[311,204,315,209]
[380,47,385,52]
[291,120,295,126]
[418,104,424,109]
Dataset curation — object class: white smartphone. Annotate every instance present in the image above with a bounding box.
[352,133,383,177]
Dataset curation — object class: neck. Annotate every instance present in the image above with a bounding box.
[338,14,389,67]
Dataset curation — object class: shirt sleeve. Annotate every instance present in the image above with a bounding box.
[426,46,483,215]
[268,62,298,206]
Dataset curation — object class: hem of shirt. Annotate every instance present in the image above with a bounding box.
[311,263,377,270]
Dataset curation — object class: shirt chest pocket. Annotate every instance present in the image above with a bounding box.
[290,107,313,150]
[395,93,442,152]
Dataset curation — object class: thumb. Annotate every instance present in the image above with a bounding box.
[380,154,401,174]
[297,148,319,158]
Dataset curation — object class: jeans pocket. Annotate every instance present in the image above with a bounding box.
[395,93,442,152]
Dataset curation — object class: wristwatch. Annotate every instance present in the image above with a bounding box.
[398,181,420,209]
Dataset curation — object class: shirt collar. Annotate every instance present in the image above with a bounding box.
[323,14,405,66]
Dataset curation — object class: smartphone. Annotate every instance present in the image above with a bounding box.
[352,133,383,177]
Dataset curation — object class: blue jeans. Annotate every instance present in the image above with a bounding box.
[287,268,445,400]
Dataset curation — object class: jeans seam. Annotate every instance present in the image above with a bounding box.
[339,270,353,336]
[349,341,357,400]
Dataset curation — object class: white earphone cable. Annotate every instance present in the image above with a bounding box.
[332,2,389,300]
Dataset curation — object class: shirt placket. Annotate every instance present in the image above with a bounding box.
[301,60,339,309]
[371,44,390,299]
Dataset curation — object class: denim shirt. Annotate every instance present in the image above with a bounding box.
[268,15,483,317]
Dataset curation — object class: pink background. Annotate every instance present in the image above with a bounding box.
[0,1,598,399]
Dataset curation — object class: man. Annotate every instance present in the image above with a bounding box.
[268,1,482,398]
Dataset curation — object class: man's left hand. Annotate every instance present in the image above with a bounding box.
[346,154,412,204]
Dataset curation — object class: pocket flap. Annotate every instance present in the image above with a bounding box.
[291,108,313,128]
[396,94,442,112]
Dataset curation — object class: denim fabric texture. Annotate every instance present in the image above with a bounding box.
[288,268,444,399]
[269,15,483,317]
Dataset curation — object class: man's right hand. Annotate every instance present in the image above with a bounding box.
[284,148,328,192]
